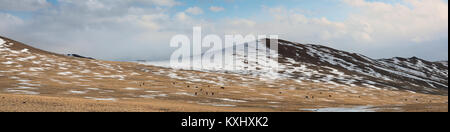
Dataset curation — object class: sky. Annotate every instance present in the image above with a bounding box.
[0,0,448,61]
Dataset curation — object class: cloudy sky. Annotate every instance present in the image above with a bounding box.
[0,0,448,61]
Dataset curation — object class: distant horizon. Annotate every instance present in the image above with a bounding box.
[1,34,448,63]
[0,0,448,61]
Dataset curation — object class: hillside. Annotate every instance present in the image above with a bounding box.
[0,36,448,112]
[274,39,448,95]
[144,39,448,95]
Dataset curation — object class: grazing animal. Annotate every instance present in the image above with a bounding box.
[305,96,309,99]
[220,87,225,89]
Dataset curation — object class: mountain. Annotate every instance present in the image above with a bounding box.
[274,39,448,95]
[1,35,448,112]
[144,39,448,95]
[437,61,448,67]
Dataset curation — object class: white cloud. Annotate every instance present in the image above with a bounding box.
[0,0,186,60]
[216,0,448,60]
[185,7,204,15]
[342,0,448,44]
[147,0,180,7]
[0,0,51,11]
[0,13,24,33]
[230,19,256,27]
[210,6,225,12]
[175,12,189,21]
[0,0,447,61]
[57,0,180,8]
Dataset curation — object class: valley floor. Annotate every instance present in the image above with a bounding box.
[0,93,447,112]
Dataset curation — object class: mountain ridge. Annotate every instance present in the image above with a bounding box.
[269,39,448,95]
[143,38,448,95]
[1,35,448,95]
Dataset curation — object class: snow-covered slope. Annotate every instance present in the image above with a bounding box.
[142,39,448,95]
[275,39,447,94]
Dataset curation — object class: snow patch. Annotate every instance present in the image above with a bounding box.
[302,106,376,112]
[85,97,116,101]
[57,72,73,76]
[69,90,88,94]
[123,87,141,91]
[216,98,247,103]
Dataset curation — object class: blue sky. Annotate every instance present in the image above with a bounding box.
[4,0,447,23]
[4,0,449,20]
[3,0,407,21]
[0,0,448,61]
